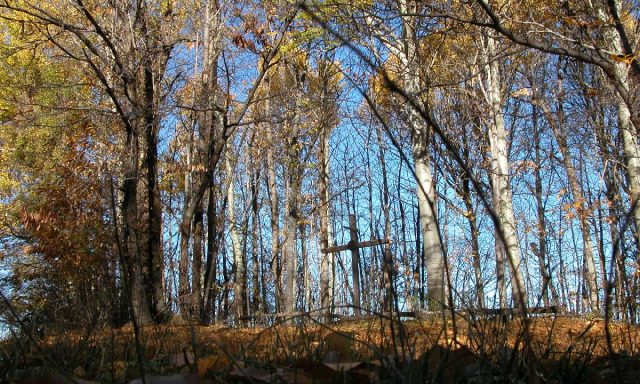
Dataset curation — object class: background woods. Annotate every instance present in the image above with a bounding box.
[0,0,639,335]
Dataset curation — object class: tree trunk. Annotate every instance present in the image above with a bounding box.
[188,0,225,321]
[595,2,640,217]
[319,124,334,318]
[179,135,194,317]
[264,74,282,314]
[191,201,204,316]
[348,214,362,315]
[300,223,311,311]
[483,33,526,309]
[461,169,484,308]
[227,156,247,321]
[250,157,262,314]
[142,54,165,321]
[455,126,485,309]
[378,136,396,314]
[531,105,560,308]
[123,127,153,324]
[592,94,634,320]
[495,224,507,308]
[267,142,282,313]
[618,101,640,244]
[283,147,300,313]
[202,184,219,323]
[179,221,192,316]
[398,0,445,312]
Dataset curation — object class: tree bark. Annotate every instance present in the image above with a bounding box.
[459,153,484,308]
[202,184,219,323]
[179,134,194,316]
[483,33,526,309]
[264,73,283,314]
[142,46,166,321]
[398,0,445,313]
[191,201,204,316]
[378,135,396,314]
[123,128,153,325]
[348,214,362,315]
[250,154,262,314]
[531,104,560,308]
[283,141,301,313]
[592,90,634,320]
[227,156,247,321]
[319,127,334,318]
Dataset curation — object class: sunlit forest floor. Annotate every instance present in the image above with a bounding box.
[4,315,640,383]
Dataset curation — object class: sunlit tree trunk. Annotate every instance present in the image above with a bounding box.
[180,0,224,320]
[319,127,334,317]
[596,5,640,232]
[263,71,283,314]
[398,0,445,312]
[482,33,526,309]
[283,135,301,313]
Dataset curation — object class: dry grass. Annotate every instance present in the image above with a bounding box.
[3,315,640,383]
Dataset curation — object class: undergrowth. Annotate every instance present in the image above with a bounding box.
[2,311,640,383]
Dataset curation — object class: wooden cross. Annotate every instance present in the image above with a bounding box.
[321,214,390,316]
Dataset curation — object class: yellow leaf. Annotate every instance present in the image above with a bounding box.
[610,53,637,65]
[196,355,219,376]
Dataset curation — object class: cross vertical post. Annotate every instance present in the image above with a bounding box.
[349,214,361,316]
[321,215,391,317]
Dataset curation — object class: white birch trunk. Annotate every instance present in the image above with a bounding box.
[398,0,445,312]
[598,0,640,252]
[483,34,526,308]
[619,103,640,238]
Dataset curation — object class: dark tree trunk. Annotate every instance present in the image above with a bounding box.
[348,214,361,316]
[191,202,204,317]
[531,105,559,308]
[123,127,153,324]
[202,185,220,323]
[142,47,165,321]
[251,163,262,314]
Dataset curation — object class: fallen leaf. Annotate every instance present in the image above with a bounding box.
[196,355,218,376]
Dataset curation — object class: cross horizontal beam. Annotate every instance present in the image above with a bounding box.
[321,238,391,253]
